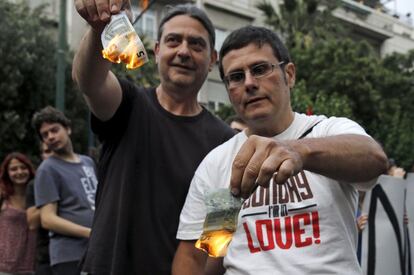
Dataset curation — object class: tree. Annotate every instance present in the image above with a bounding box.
[0,0,159,164]
[0,0,96,164]
[257,0,414,169]
[257,0,344,50]
[374,50,414,168]
[293,38,382,125]
[0,0,56,163]
[359,0,382,10]
[215,104,236,122]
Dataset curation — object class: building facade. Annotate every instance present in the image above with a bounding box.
[27,0,414,111]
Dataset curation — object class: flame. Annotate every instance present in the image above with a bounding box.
[102,34,125,63]
[102,33,145,69]
[119,34,144,69]
[195,229,234,257]
[140,0,149,9]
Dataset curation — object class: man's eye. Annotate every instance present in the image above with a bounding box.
[251,64,269,76]
[229,73,244,83]
[190,42,203,51]
[165,36,180,46]
[188,39,205,51]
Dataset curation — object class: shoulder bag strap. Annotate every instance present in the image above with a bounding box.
[298,120,324,140]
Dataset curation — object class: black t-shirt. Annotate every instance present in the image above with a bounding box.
[83,79,234,275]
[26,181,50,265]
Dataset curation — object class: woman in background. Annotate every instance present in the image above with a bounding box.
[0,152,36,275]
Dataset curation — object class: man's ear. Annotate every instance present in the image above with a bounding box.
[285,62,296,89]
[209,50,218,72]
[67,127,72,136]
[154,42,160,64]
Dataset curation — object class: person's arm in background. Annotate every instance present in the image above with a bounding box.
[357,214,368,232]
[72,0,132,121]
[26,181,40,230]
[26,207,41,230]
[40,202,90,238]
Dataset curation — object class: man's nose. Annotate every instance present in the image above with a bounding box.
[46,132,55,141]
[177,42,190,60]
[244,71,259,90]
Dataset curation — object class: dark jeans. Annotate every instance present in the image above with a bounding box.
[35,263,53,275]
[52,261,81,275]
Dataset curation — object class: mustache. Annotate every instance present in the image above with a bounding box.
[244,95,267,105]
[170,60,195,70]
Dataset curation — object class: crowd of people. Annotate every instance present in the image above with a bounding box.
[0,107,98,275]
[3,1,413,274]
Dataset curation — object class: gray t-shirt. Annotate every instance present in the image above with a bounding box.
[34,155,98,266]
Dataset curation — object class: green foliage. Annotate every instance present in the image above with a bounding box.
[64,56,90,162]
[291,80,312,113]
[257,0,344,50]
[0,0,93,164]
[361,0,382,9]
[292,80,353,119]
[293,39,382,125]
[215,104,236,121]
[258,0,414,169]
[374,50,414,168]
[0,1,159,164]
[296,41,414,169]
[0,0,56,163]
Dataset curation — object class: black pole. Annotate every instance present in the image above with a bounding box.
[132,0,157,26]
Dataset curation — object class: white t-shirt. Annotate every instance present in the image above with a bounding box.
[177,113,369,275]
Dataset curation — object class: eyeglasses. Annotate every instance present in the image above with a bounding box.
[224,61,285,88]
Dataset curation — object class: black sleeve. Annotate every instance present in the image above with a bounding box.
[91,78,137,141]
[26,181,35,208]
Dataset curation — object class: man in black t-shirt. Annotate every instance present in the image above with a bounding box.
[73,2,234,274]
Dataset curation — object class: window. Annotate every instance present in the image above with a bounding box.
[233,0,249,9]
[215,28,229,52]
[208,101,216,111]
[132,8,157,40]
[207,101,226,112]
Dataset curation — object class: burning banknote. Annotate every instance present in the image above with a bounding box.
[195,188,242,257]
[101,12,148,69]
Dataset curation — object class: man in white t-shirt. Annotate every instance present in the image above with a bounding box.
[172,26,388,275]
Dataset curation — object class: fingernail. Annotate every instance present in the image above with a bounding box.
[231,188,240,196]
[111,4,118,12]
[101,11,109,21]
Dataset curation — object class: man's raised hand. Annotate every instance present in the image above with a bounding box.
[74,0,131,31]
